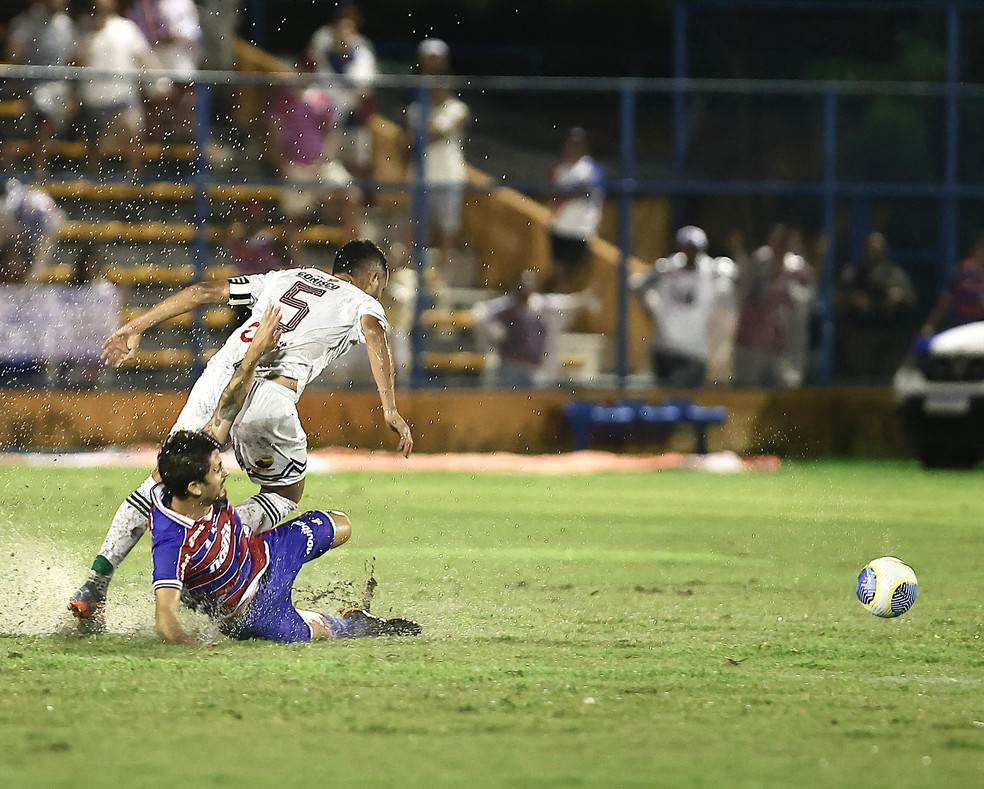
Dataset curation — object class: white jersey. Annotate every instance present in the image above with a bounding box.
[633,252,737,361]
[212,268,388,395]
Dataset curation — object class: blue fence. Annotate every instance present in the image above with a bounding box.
[1,46,982,388]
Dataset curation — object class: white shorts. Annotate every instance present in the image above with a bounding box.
[171,364,308,487]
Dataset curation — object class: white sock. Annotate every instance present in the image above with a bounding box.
[236,492,297,535]
[98,475,156,569]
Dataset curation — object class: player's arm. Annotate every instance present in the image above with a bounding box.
[362,313,413,458]
[154,587,193,645]
[102,280,231,367]
[203,306,282,445]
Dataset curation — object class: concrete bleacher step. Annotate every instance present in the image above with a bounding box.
[120,307,235,330]
[5,139,197,162]
[436,286,501,311]
[419,308,477,331]
[422,351,486,373]
[0,100,26,119]
[424,246,482,289]
[58,221,346,245]
[41,181,287,203]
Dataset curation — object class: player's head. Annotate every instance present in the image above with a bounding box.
[157,431,228,503]
[332,239,389,298]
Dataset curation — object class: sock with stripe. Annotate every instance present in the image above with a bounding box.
[236,492,297,535]
[91,475,156,588]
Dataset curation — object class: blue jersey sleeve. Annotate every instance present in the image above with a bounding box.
[150,514,185,591]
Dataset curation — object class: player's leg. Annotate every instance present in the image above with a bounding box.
[230,510,345,642]
[233,510,417,641]
[230,378,309,525]
[68,474,157,630]
[69,366,234,630]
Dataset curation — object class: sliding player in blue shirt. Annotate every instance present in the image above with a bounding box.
[151,306,420,644]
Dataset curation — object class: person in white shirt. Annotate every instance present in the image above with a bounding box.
[404,38,471,273]
[69,240,413,632]
[74,0,160,177]
[128,0,202,141]
[543,127,605,293]
[4,0,76,176]
[631,226,737,388]
[306,3,378,178]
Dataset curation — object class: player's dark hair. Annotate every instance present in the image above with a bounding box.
[157,431,221,499]
[332,240,388,278]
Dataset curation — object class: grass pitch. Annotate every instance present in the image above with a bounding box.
[0,461,982,788]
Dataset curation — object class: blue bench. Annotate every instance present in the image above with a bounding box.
[564,399,727,454]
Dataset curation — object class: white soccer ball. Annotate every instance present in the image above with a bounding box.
[856,556,919,618]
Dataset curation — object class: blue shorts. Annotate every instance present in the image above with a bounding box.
[228,511,336,643]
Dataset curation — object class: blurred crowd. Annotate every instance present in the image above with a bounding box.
[1,0,980,390]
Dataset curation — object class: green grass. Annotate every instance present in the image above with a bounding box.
[0,461,982,788]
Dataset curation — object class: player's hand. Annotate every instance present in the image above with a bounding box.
[102,328,141,367]
[247,306,283,358]
[384,410,413,458]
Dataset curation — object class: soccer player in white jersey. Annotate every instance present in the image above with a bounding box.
[69,240,412,632]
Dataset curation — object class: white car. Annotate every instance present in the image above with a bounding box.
[894,321,984,468]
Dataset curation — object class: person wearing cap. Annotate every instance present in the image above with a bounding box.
[630,226,737,388]
[542,127,605,293]
[403,38,472,272]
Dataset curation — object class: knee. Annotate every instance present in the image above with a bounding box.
[328,511,351,547]
[263,478,305,505]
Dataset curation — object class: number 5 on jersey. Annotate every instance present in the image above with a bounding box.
[240,282,327,342]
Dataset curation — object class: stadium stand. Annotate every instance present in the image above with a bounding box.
[2,31,653,390]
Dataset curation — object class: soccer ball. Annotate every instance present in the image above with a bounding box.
[856,556,919,618]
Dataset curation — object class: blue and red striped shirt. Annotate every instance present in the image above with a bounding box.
[150,485,269,616]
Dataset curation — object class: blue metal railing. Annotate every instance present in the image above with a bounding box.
[2,63,982,388]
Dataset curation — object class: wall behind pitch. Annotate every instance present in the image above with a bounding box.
[0,388,908,458]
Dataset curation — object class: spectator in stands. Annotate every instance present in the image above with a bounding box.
[306,2,377,179]
[471,269,597,389]
[57,241,118,389]
[630,225,737,388]
[196,0,241,125]
[225,199,292,323]
[4,0,76,176]
[542,127,604,294]
[379,241,425,375]
[403,38,471,276]
[267,62,365,262]
[835,231,917,381]
[921,233,984,337]
[128,0,202,142]
[225,199,292,276]
[0,179,66,283]
[74,0,160,179]
[731,224,816,388]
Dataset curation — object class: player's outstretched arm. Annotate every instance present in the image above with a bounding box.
[362,314,413,458]
[154,587,193,645]
[203,306,282,446]
[102,280,231,367]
